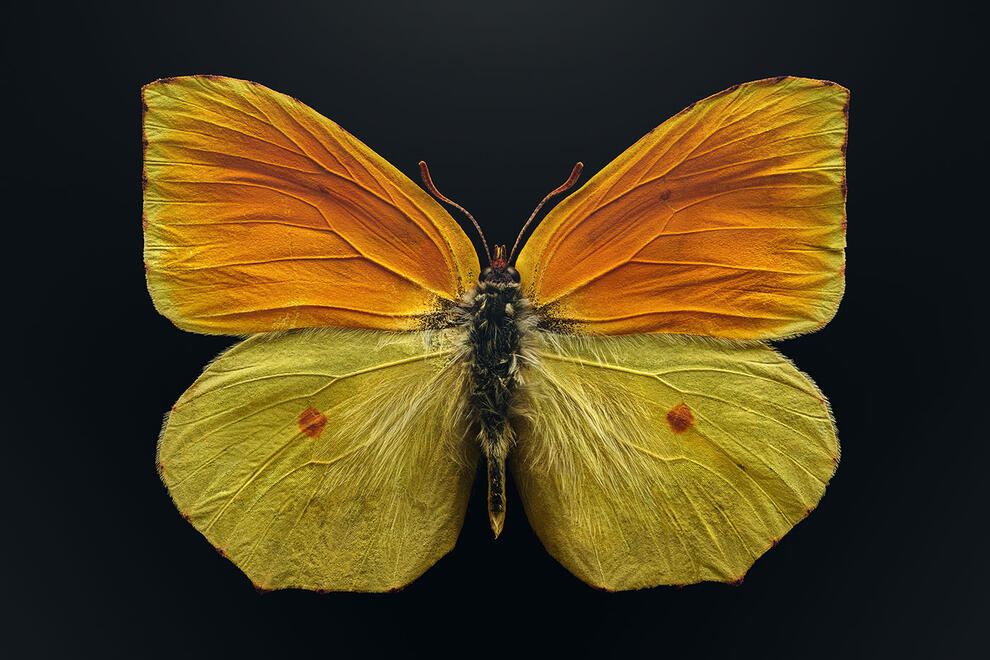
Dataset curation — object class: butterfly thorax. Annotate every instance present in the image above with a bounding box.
[459,268,534,538]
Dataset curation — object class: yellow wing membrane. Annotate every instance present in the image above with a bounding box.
[512,332,838,589]
[515,77,848,339]
[158,328,477,592]
[143,76,480,334]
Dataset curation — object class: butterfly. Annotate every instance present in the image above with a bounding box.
[144,75,847,592]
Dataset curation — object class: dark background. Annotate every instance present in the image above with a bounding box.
[6,1,984,657]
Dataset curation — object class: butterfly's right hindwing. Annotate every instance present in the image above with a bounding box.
[511,331,838,590]
[158,328,477,592]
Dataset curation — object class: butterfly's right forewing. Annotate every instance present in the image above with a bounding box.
[515,77,848,339]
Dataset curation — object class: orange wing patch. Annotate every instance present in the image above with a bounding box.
[665,403,695,433]
[515,77,848,339]
[298,408,328,439]
[143,76,479,334]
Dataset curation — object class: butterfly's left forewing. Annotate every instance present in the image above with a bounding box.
[512,331,837,589]
[158,328,477,592]
[143,76,480,335]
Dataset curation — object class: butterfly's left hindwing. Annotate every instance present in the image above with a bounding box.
[512,332,838,590]
[158,328,477,592]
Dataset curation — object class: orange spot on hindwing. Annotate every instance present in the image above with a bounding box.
[666,403,695,433]
[298,407,327,439]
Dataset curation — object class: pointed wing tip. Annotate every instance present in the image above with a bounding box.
[141,75,269,105]
[752,75,850,93]
[142,74,233,90]
[141,75,188,97]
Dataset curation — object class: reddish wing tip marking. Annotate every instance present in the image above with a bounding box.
[298,407,328,439]
[666,403,695,434]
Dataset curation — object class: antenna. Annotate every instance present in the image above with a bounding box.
[419,161,491,267]
[508,162,583,264]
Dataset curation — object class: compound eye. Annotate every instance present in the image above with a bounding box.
[506,267,521,283]
[480,267,494,282]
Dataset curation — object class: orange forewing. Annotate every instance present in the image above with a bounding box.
[143,76,479,334]
[515,77,848,339]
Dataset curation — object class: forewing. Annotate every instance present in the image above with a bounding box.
[158,328,477,592]
[143,76,480,334]
[512,332,838,589]
[515,77,848,339]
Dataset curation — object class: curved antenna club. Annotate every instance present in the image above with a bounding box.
[508,162,584,264]
[419,161,492,267]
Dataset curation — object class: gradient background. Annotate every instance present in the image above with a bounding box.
[6,1,983,657]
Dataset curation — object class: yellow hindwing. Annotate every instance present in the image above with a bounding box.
[158,328,477,592]
[511,331,838,589]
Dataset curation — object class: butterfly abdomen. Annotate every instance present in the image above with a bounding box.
[460,279,533,537]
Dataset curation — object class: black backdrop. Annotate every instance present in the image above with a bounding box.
[6,1,984,657]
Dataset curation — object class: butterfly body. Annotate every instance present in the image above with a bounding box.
[457,257,535,536]
[143,75,848,592]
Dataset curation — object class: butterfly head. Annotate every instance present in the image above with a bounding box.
[481,245,520,284]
